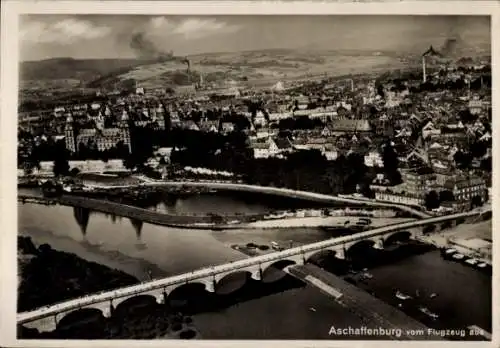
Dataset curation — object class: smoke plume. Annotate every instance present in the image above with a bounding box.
[438,17,463,57]
[129,32,174,60]
[440,37,460,56]
[129,32,192,74]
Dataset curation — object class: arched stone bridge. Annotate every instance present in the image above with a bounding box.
[17,209,487,333]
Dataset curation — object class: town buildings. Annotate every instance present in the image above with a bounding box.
[18,59,492,214]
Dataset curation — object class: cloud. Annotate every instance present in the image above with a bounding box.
[20,18,111,44]
[147,17,240,40]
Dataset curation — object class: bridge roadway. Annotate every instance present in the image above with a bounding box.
[17,209,485,331]
[88,179,433,218]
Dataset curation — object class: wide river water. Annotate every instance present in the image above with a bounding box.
[17,188,491,339]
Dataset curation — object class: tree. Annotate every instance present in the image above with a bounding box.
[53,157,69,177]
[453,150,473,170]
[480,157,492,172]
[123,156,137,171]
[471,195,483,208]
[439,190,455,203]
[382,141,401,184]
[424,190,440,211]
[159,157,168,166]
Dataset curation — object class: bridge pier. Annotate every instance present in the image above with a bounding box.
[21,314,58,333]
[108,299,116,316]
[373,238,385,250]
[251,266,262,281]
[300,250,307,265]
[101,303,112,318]
[204,278,216,293]
[335,248,346,260]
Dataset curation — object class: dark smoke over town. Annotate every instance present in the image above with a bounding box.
[129,32,174,61]
[440,37,460,56]
[129,32,191,72]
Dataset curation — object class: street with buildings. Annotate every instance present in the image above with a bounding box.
[15,15,492,342]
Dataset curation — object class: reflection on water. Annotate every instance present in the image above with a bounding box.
[18,203,247,280]
[18,202,336,279]
[153,194,272,215]
[73,207,90,236]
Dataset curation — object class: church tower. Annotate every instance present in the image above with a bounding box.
[119,110,132,153]
[65,112,76,153]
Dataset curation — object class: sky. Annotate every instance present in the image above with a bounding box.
[19,15,491,61]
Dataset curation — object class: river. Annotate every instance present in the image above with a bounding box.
[17,189,492,339]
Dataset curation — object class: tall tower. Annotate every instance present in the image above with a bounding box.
[64,113,76,153]
[119,110,132,153]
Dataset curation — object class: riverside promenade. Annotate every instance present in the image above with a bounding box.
[90,179,433,219]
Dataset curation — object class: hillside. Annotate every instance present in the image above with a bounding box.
[20,57,166,86]
[88,50,410,90]
[19,48,490,92]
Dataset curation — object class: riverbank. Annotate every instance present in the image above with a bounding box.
[415,220,492,263]
[17,236,140,313]
[243,216,415,229]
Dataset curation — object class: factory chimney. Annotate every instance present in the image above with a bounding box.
[421,45,441,83]
[422,56,427,83]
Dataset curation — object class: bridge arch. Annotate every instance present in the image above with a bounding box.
[113,294,159,317]
[167,282,213,311]
[263,259,297,271]
[214,270,255,295]
[257,259,297,283]
[422,224,436,234]
[305,248,345,264]
[56,308,105,332]
[345,239,376,258]
[259,254,302,272]
[185,277,216,293]
[167,282,207,300]
[384,231,412,246]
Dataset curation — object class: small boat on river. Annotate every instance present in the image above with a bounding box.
[361,272,373,280]
[419,306,439,319]
[452,253,465,260]
[395,291,413,301]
